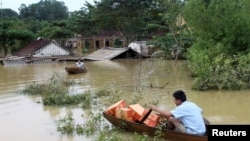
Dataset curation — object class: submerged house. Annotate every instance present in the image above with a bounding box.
[3,38,73,65]
[66,29,164,58]
[13,38,73,57]
[66,31,128,54]
[128,41,155,56]
[84,41,153,61]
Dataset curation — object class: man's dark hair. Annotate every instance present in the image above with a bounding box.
[173,90,187,102]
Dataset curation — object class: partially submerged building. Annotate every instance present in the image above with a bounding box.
[84,41,153,61]
[13,38,72,57]
[2,38,73,65]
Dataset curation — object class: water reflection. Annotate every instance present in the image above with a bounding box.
[0,59,249,141]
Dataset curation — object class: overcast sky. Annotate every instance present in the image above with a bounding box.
[0,0,97,12]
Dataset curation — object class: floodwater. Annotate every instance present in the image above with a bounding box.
[0,59,249,141]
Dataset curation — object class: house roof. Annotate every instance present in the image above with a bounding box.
[84,45,151,61]
[13,38,73,57]
[84,47,130,61]
[13,38,52,56]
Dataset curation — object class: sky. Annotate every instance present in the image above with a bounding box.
[0,0,97,13]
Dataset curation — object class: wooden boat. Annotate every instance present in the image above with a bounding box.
[103,111,209,141]
[65,67,88,74]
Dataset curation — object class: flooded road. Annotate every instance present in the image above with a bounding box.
[0,59,249,141]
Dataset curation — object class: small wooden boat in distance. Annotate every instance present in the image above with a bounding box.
[65,67,88,74]
[103,111,209,141]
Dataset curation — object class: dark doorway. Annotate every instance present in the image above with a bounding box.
[105,40,109,46]
[95,41,100,49]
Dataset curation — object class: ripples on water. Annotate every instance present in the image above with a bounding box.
[0,59,249,141]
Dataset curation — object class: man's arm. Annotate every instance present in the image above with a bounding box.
[150,105,173,119]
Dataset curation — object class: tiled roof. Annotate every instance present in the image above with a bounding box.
[13,39,50,56]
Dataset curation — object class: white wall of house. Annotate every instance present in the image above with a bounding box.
[129,41,149,54]
[34,42,70,56]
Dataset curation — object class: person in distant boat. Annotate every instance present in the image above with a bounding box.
[150,90,206,136]
[75,59,85,69]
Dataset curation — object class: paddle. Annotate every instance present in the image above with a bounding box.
[139,109,152,124]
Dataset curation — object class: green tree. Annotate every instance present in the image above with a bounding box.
[19,0,69,21]
[67,2,98,36]
[0,9,18,18]
[184,0,250,54]
[37,20,73,44]
[148,0,192,59]
[183,0,250,90]
[0,18,34,56]
[92,0,156,44]
[22,18,49,34]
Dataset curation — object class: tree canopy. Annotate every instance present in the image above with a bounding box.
[0,9,18,18]
[91,0,162,43]
[183,0,250,90]
[19,0,69,21]
[0,18,34,56]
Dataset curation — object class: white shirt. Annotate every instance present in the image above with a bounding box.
[170,101,206,135]
[76,61,84,69]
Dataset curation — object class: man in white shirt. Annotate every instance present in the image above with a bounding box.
[151,90,206,135]
[75,59,84,69]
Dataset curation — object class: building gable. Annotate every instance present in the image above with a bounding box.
[33,40,70,56]
[14,38,71,57]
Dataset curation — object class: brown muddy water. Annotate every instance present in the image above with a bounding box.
[0,59,249,141]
